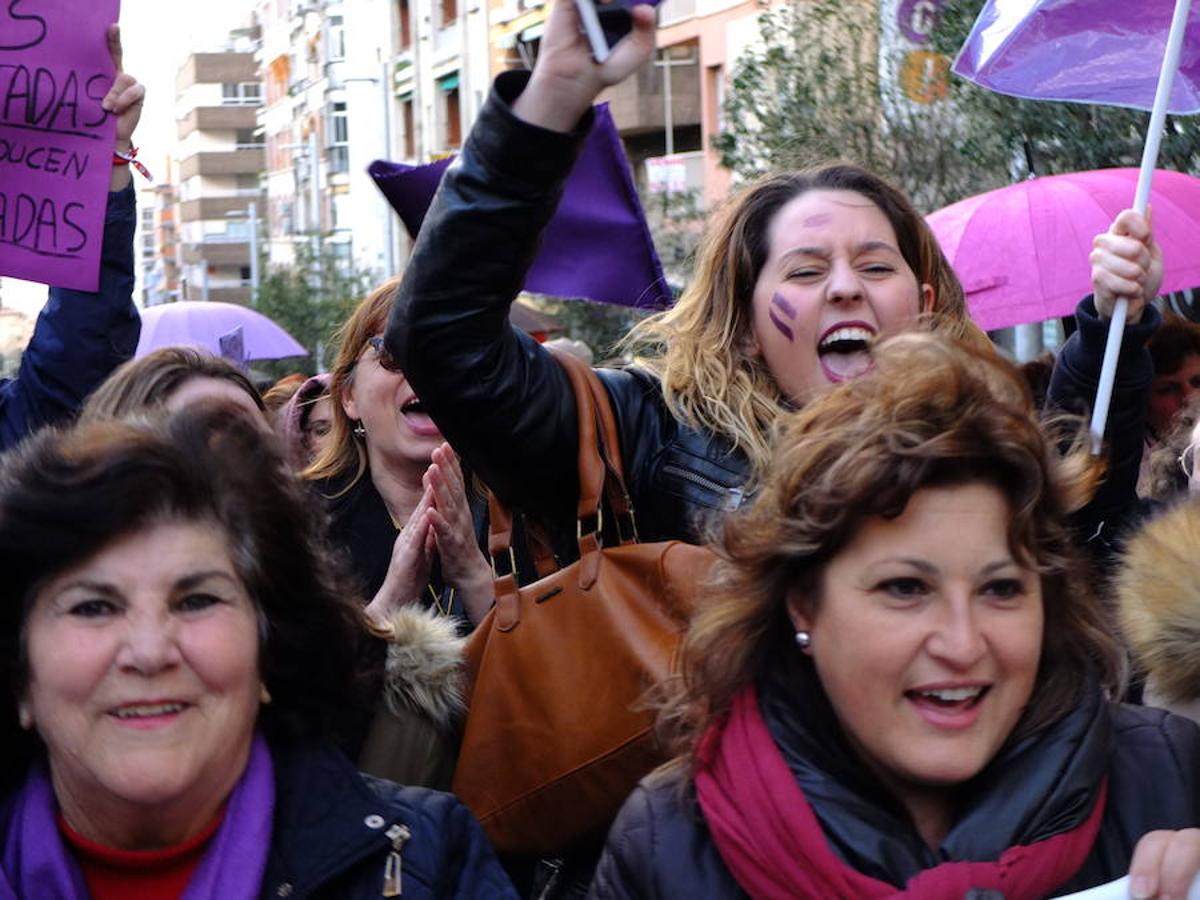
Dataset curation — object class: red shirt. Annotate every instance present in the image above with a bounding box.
[57,810,225,900]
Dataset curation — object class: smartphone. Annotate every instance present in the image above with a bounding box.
[574,0,656,63]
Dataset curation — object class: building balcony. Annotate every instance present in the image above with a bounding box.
[599,48,701,136]
[181,240,250,267]
[178,194,265,223]
[178,105,260,139]
[207,285,253,304]
[176,52,258,92]
[179,149,264,179]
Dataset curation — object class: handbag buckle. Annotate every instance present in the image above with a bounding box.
[490,545,518,579]
[577,507,603,543]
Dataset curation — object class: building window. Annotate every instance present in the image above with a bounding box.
[398,0,412,48]
[400,95,415,158]
[327,101,349,174]
[440,0,457,27]
[327,15,346,61]
[444,88,460,148]
[221,82,262,106]
[439,74,460,149]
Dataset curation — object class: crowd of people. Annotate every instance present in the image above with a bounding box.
[4,7,1200,900]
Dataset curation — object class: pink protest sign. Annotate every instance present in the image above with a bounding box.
[0,0,120,291]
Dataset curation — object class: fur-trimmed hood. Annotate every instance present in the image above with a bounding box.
[1116,497,1200,705]
[380,607,467,731]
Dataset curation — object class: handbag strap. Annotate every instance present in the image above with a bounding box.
[486,348,637,631]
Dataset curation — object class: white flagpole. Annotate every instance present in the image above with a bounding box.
[1090,0,1193,453]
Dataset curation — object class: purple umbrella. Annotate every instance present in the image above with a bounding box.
[136,301,308,361]
[927,167,1200,332]
[369,103,671,309]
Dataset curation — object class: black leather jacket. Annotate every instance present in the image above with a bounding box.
[588,672,1200,899]
[388,71,749,548]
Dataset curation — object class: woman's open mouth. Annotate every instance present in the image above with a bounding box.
[400,397,441,437]
[904,685,990,730]
[818,323,876,382]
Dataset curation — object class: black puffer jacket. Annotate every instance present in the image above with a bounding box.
[588,672,1200,898]
[387,71,749,548]
[262,741,517,898]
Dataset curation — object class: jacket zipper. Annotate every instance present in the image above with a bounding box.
[382,823,412,896]
[661,464,745,509]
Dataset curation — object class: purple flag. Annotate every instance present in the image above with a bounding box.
[370,103,672,309]
[953,0,1200,113]
[0,0,120,291]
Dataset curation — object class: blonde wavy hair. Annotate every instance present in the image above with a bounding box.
[302,278,401,493]
[658,332,1117,766]
[624,164,988,488]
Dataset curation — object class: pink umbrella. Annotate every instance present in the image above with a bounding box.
[136,301,308,361]
[927,167,1200,332]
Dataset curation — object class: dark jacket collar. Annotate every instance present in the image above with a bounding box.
[262,742,404,898]
[758,657,1110,887]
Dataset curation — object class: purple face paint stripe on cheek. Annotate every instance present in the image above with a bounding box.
[768,309,795,343]
[771,292,797,319]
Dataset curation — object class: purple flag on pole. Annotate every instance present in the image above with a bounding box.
[370,103,672,309]
[953,0,1200,113]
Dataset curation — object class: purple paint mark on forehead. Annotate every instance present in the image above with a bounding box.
[771,292,797,319]
[768,309,795,343]
[801,213,833,228]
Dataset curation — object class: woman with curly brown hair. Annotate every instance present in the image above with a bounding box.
[590,333,1200,899]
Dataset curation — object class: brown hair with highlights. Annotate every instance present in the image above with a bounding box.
[624,164,988,491]
[659,332,1118,766]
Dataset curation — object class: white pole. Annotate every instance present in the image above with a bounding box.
[662,50,674,157]
[248,201,259,307]
[1089,0,1192,453]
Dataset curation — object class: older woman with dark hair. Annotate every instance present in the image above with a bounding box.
[590,333,1200,899]
[0,404,516,898]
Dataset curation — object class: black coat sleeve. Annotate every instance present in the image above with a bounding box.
[386,71,593,522]
[1046,296,1159,562]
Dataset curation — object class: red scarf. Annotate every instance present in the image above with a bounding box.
[694,686,1108,900]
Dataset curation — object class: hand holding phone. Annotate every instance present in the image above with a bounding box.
[574,0,658,63]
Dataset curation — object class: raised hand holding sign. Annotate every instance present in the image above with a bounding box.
[0,0,122,290]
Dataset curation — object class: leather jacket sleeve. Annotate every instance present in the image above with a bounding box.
[386,71,594,521]
[0,185,139,452]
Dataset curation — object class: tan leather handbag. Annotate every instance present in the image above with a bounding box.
[452,349,714,856]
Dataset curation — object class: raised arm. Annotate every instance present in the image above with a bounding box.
[1047,209,1163,560]
[0,25,143,451]
[384,0,654,519]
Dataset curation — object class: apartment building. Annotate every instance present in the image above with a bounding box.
[142,180,181,307]
[174,29,266,304]
[257,0,406,278]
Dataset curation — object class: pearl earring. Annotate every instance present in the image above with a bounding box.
[795,630,811,651]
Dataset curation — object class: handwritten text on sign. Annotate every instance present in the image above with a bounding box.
[0,0,119,291]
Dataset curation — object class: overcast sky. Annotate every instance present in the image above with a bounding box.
[0,0,255,316]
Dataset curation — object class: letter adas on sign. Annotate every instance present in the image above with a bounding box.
[0,0,120,291]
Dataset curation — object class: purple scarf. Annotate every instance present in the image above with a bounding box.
[0,733,275,900]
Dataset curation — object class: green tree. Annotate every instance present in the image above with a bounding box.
[931,0,1200,178]
[712,0,1005,211]
[254,239,375,377]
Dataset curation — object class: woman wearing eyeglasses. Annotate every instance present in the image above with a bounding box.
[304,280,494,631]
[301,281,494,788]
